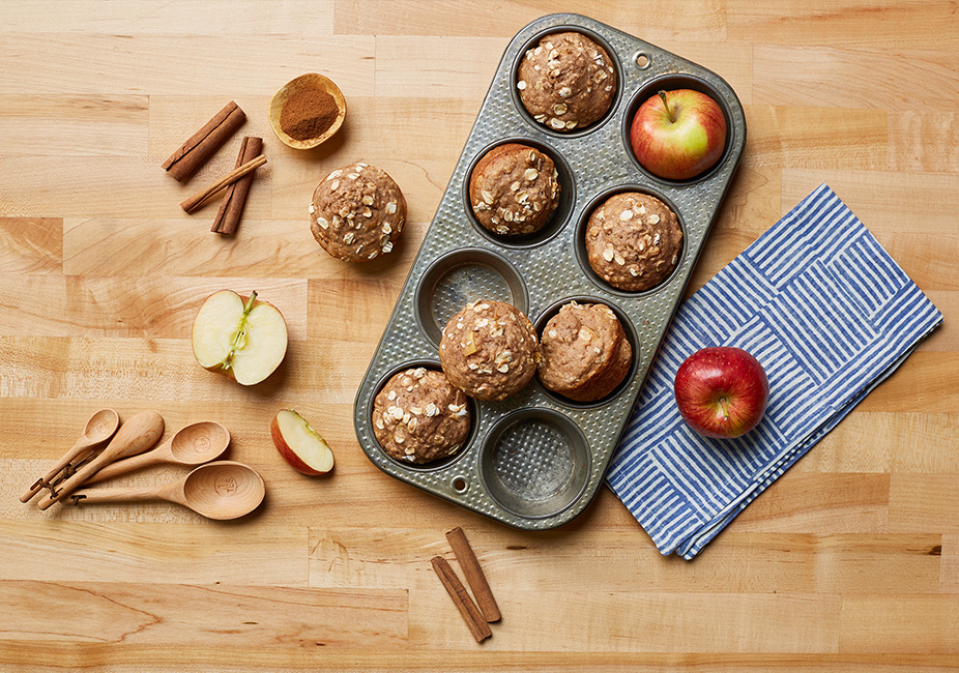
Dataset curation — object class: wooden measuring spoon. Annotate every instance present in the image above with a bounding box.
[83,421,230,486]
[69,461,266,520]
[20,408,121,503]
[39,411,165,511]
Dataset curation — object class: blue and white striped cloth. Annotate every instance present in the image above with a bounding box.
[606,184,943,559]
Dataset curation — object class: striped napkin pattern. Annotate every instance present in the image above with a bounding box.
[606,184,943,559]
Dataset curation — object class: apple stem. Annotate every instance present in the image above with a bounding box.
[719,396,730,421]
[658,90,675,123]
[243,290,258,314]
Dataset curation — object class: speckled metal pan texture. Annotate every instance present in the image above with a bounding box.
[353,13,746,530]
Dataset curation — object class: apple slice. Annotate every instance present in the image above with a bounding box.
[192,290,288,386]
[270,409,335,476]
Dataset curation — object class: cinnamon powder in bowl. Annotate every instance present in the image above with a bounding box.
[269,73,347,150]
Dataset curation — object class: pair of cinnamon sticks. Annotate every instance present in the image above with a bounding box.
[432,527,501,643]
[161,101,265,235]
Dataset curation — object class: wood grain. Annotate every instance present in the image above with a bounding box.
[1,0,957,669]
[0,580,407,647]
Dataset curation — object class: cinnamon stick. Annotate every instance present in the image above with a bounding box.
[446,527,501,622]
[180,154,266,214]
[162,101,246,182]
[431,556,492,642]
[211,136,262,235]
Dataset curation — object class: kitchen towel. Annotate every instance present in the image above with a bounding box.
[606,183,944,560]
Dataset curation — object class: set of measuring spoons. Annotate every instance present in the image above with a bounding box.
[20,409,266,520]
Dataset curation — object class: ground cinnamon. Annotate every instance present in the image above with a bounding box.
[280,88,338,141]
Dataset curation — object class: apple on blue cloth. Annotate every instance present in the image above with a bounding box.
[673,346,769,439]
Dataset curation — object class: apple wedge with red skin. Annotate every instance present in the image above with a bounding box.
[630,89,727,181]
[192,290,288,386]
[673,346,769,439]
[271,409,335,476]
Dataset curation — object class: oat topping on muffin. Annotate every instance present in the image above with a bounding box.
[469,143,560,236]
[517,31,617,132]
[372,367,471,464]
[310,163,407,263]
[439,300,540,401]
[585,192,683,292]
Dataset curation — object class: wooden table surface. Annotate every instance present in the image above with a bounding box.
[2,1,958,670]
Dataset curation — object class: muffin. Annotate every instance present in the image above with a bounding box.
[310,163,407,263]
[372,367,471,464]
[439,300,540,401]
[517,31,617,132]
[538,301,633,402]
[585,192,683,292]
[469,143,561,236]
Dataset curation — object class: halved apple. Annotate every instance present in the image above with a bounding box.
[192,290,288,386]
[270,408,335,476]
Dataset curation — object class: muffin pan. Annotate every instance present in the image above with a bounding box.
[353,13,746,530]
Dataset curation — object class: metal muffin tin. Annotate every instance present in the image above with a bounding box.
[353,13,746,530]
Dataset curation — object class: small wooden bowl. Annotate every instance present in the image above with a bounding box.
[268,73,347,150]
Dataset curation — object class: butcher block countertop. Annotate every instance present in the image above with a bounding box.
[2,1,958,670]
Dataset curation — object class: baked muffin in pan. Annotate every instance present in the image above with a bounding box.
[440,299,540,401]
[517,31,617,132]
[538,301,632,402]
[372,367,471,464]
[585,191,682,292]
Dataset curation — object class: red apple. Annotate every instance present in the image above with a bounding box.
[673,347,769,439]
[630,89,727,181]
[270,409,335,476]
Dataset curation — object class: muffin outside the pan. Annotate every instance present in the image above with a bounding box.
[517,31,617,132]
[585,192,683,292]
[310,163,407,263]
[469,143,561,236]
[539,301,633,402]
[372,367,471,464]
[439,299,540,401]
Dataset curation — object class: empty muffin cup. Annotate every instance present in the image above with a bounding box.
[481,408,590,519]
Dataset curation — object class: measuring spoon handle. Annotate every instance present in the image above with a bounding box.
[20,438,94,503]
[82,442,169,486]
[39,412,164,511]
[69,483,172,505]
[20,409,121,502]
